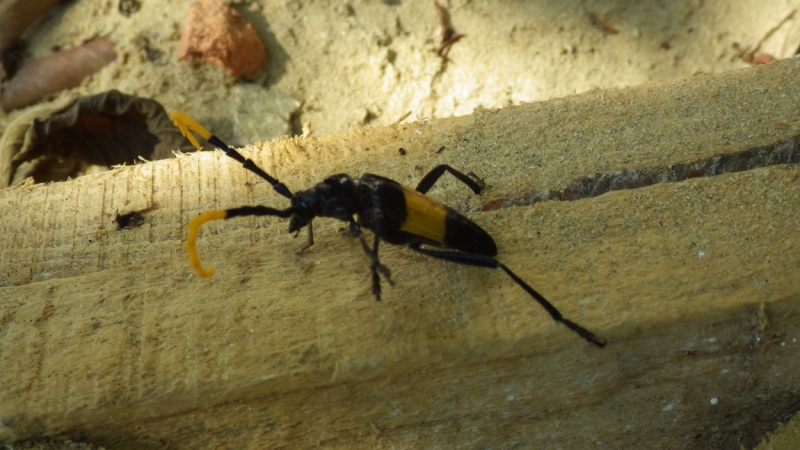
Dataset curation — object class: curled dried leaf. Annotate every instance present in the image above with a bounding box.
[2,90,195,186]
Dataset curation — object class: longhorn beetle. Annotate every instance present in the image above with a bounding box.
[171,111,605,347]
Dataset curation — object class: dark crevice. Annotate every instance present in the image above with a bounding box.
[481,135,800,211]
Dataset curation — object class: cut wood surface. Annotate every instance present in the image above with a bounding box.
[1,59,800,449]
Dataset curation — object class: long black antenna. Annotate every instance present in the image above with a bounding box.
[170,111,293,199]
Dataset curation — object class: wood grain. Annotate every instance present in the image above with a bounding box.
[1,59,800,449]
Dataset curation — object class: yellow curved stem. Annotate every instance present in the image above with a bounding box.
[186,210,228,277]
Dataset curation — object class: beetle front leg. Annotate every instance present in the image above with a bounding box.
[296,220,314,254]
[349,219,394,300]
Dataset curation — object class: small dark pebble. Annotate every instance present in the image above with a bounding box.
[119,0,141,16]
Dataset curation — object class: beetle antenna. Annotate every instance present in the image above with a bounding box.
[170,110,294,199]
[186,210,227,277]
[186,206,295,278]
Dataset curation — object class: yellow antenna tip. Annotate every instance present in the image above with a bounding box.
[185,210,228,278]
[170,110,213,150]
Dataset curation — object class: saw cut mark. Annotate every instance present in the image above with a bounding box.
[482,135,800,211]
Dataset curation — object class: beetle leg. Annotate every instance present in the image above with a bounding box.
[415,164,485,195]
[349,219,394,300]
[408,244,606,348]
[297,220,314,254]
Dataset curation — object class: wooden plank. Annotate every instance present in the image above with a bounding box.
[1,59,800,449]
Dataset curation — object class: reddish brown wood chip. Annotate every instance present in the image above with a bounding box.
[751,53,776,64]
[1,38,116,111]
[178,0,266,77]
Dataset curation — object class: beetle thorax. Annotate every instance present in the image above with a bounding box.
[288,174,368,231]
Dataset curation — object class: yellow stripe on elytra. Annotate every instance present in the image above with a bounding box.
[186,210,228,277]
[398,188,447,244]
[170,110,213,150]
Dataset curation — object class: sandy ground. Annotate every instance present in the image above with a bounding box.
[1,0,799,147]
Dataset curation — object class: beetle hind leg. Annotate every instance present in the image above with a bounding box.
[415,164,486,195]
[408,244,606,348]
